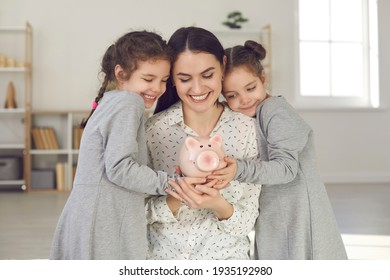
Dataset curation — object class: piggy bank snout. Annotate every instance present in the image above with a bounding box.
[195,150,220,172]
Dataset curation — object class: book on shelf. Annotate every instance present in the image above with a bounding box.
[55,162,77,191]
[31,127,59,149]
[55,162,66,191]
[46,128,59,149]
[39,128,50,149]
[73,127,84,149]
[55,162,64,191]
[31,128,44,149]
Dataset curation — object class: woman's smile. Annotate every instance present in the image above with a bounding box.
[190,92,210,102]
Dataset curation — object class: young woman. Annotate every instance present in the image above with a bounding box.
[145,27,261,260]
[50,30,203,260]
[210,40,348,260]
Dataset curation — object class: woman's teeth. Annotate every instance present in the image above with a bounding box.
[144,94,156,100]
[191,93,208,101]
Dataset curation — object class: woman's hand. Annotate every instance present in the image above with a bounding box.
[207,156,237,189]
[166,178,234,220]
[165,177,206,215]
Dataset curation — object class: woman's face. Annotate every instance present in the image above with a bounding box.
[223,66,267,117]
[172,51,224,113]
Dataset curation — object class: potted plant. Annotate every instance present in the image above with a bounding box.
[222,11,248,29]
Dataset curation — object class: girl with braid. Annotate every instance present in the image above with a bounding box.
[50,30,204,260]
[210,40,347,259]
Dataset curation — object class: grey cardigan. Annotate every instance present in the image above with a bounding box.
[236,96,347,260]
[49,90,168,260]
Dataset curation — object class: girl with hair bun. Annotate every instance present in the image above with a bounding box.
[210,40,348,260]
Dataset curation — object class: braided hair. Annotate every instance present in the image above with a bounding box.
[80,31,172,128]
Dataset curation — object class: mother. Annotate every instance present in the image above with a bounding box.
[145,26,261,260]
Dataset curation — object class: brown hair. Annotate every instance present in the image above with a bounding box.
[224,40,266,78]
[80,30,172,128]
[154,27,225,114]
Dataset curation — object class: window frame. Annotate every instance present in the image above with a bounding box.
[293,0,379,110]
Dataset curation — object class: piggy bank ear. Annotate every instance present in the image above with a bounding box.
[209,134,223,147]
[185,136,199,150]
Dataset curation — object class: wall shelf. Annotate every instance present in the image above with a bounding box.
[0,22,32,191]
[30,111,87,191]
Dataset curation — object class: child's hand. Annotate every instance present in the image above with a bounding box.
[207,156,237,190]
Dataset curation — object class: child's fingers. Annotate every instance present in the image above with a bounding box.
[208,171,225,177]
[224,156,236,164]
[207,173,229,180]
[211,166,233,176]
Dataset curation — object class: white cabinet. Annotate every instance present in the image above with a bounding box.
[0,22,32,191]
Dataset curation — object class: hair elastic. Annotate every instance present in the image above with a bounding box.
[92,101,98,110]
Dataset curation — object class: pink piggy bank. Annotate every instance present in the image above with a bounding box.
[179,135,227,177]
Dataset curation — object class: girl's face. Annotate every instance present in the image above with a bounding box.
[172,51,224,113]
[223,66,267,117]
[117,59,170,108]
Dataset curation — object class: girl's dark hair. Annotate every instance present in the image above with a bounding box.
[80,30,172,128]
[154,27,225,114]
[224,40,266,78]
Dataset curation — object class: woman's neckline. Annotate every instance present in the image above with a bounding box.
[182,102,224,137]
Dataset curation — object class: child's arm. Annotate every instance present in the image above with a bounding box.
[207,156,237,189]
[102,95,170,195]
[232,97,312,185]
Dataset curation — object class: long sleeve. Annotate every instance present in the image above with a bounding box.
[216,182,260,237]
[235,97,312,185]
[101,93,168,195]
[146,195,178,224]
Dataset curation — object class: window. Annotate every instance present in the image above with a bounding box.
[297,0,379,108]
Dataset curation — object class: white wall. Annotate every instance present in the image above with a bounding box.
[1,0,389,183]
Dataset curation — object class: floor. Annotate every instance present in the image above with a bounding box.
[326,183,390,259]
[0,183,389,260]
